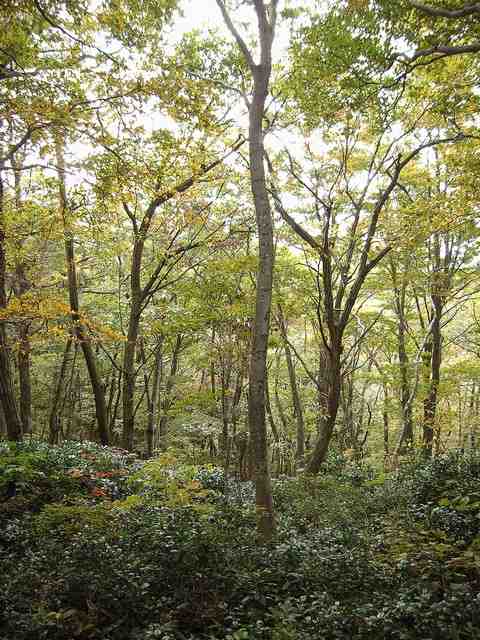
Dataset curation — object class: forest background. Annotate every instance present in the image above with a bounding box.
[4,2,480,640]
[2,0,480,535]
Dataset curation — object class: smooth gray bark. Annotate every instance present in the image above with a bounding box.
[216,0,278,539]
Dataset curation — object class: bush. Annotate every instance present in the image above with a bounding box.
[2,442,480,640]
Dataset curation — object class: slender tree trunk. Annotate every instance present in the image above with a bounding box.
[0,165,21,439]
[265,368,279,442]
[273,353,289,433]
[12,162,33,436]
[17,322,32,435]
[469,382,477,451]
[146,335,163,457]
[423,297,443,457]
[315,346,330,436]
[389,260,414,453]
[106,353,120,441]
[49,338,73,444]
[217,0,278,540]
[65,372,80,440]
[397,315,414,451]
[247,62,276,539]
[340,372,355,450]
[122,292,142,449]
[55,139,109,445]
[383,383,390,463]
[0,400,6,436]
[231,359,245,438]
[158,335,182,450]
[277,305,305,462]
[220,347,233,453]
[110,369,123,443]
[210,326,217,400]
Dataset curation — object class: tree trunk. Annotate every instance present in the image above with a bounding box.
[0,165,21,440]
[423,298,442,457]
[265,371,279,442]
[315,346,330,438]
[231,358,245,438]
[389,259,414,454]
[122,292,142,449]
[49,338,73,444]
[383,382,390,462]
[110,369,122,443]
[216,0,279,540]
[307,345,342,474]
[55,139,109,445]
[469,382,477,451]
[12,162,33,436]
[273,353,289,433]
[106,354,120,441]
[146,335,163,457]
[220,345,233,453]
[158,335,182,451]
[17,318,32,435]
[397,311,414,451]
[277,304,305,462]
[0,400,6,436]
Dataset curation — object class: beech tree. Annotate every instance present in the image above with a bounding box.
[216,0,278,540]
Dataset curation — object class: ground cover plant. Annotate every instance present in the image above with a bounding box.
[2,441,480,640]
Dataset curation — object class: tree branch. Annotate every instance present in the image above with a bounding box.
[140,135,245,237]
[215,0,256,70]
[409,1,480,18]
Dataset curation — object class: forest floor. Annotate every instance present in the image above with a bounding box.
[1,440,480,639]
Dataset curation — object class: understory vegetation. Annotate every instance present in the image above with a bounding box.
[3,1,480,637]
[2,440,480,640]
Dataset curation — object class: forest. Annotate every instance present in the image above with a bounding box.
[2,0,480,638]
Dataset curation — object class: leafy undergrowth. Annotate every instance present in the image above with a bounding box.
[1,441,480,639]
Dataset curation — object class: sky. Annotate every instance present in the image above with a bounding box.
[175,1,237,34]
[170,0,306,60]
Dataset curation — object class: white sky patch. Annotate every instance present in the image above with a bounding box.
[172,0,309,61]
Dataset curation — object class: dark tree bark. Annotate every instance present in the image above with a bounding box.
[390,258,414,453]
[383,382,390,461]
[307,346,342,474]
[423,296,442,456]
[158,335,182,451]
[12,159,33,435]
[17,321,32,435]
[0,165,22,440]
[146,335,164,457]
[48,337,73,444]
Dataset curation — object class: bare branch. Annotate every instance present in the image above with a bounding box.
[411,42,480,62]
[409,1,480,18]
[215,0,256,70]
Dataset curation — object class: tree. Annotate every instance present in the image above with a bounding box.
[55,137,110,445]
[216,0,278,540]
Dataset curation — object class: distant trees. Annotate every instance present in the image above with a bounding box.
[2,0,480,506]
